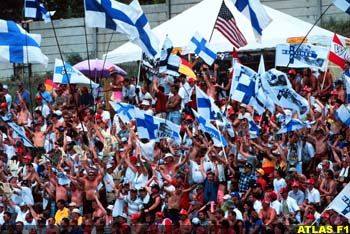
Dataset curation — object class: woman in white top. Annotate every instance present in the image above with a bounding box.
[273,169,287,193]
[125,155,148,190]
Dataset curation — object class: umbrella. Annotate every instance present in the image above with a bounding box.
[74,59,127,78]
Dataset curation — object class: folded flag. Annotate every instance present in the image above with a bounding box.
[261,69,309,119]
[335,104,350,127]
[159,36,181,76]
[229,63,257,107]
[196,86,223,121]
[193,109,227,147]
[188,32,217,66]
[0,20,48,65]
[53,59,99,87]
[231,0,272,42]
[326,182,350,219]
[275,44,328,71]
[277,119,307,134]
[109,101,138,124]
[6,121,34,147]
[84,0,159,58]
[214,1,247,48]
[332,0,350,14]
[329,33,350,70]
[179,58,196,79]
[24,0,55,23]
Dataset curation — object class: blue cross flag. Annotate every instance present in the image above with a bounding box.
[193,109,227,147]
[187,32,217,66]
[25,0,55,23]
[328,182,350,219]
[0,20,48,65]
[277,119,307,134]
[335,104,350,127]
[109,101,138,124]
[53,59,98,87]
[229,63,258,107]
[135,114,159,140]
[196,86,223,122]
[84,0,159,58]
[231,0,272,42]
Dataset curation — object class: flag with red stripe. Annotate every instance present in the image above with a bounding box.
[44,76,58,93]
[214,1,247,48]
[329,33,350,70]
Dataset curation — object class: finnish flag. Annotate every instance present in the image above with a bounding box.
[0,20,48,65]
[135,114,159,140]
[187,32,217,66]
[25,0,55,23]
[336,104,350,127]
[196,86,223,121]
[109,101,138,124]
[277,119,307,134]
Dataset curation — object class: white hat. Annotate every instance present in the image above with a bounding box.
[238,112,251,120]
[117,213,128,219]
[106,164,113,169]
[53,110,62,116]
[223,194,231,200]
[141,99,150,106]
[164,153,174,160]
[72,208,81,215]
[68,202,77,207]
[3,85,8,90]
[107,205,114,210]
[192,217,200,225]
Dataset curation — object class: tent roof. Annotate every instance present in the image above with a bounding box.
[105,0,337,64]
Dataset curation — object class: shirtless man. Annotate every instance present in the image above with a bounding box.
[319,169,337,204]
[165,85,182,125]
[159,153,187,180]
[77,167,103,217]
[315,70,333,98]
[91,193,107,222]
[69,181,83,209]
[15,91,31,126]
[258,199,277,231]
[306,127,328,166]
[302,68,318,94]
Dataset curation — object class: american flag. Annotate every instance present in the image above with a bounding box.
[214,1,247,48]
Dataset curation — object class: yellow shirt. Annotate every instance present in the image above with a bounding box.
[55,207,69,224]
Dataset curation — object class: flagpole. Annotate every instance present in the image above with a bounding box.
[83,19,93,96]
[22,22,34,114]
[286,3,333,68]
[209,0,224,42]
[137,53,143,87]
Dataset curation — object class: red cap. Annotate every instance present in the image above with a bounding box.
[321,212,330,219]
[280,187,289,194]
[306,213,315,220]
[188,77,196,83]
[179,209,188,215]
[23,154,32,160]
[130,213,140,220]
[171,180,177,186]
[330,89,338,95]
[262,198,270,204]
[228,109,235,116]
[95,114,103,121]
[156,211,165,217]
[56,86,62,91]
[306,178,314,185]
[268,191,277,200]
[254,115,262,122]
[0,102,7,108]
[130,156,137,162]
[302,86,311,92]
[35,95,42,100]
[15,147,25,153]
[291,181,299,187]
[185,115,193,121]
[288,69,296,75]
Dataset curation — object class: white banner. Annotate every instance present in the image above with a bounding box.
[275,44,329,70]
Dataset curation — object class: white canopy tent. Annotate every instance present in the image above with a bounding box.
[104,0,338,64]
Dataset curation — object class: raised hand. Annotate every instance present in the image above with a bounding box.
[8,160,23,178]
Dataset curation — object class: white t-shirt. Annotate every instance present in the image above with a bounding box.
[112,193,125,217]
[305,187,320,204]
[137,140,156,161]
[190,160,204,184]
[15,206,29,223]
[273,178,287,193]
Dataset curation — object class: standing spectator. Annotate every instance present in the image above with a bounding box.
[15,81,31,108]
[36,83,53,105]
[2,85,11,112]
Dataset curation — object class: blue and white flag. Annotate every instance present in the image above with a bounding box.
[25,0,55,23]
[261,69,309,119]
[249,120,260,138]
[231,0,272,42]
[277,119,307,134]
[327,182,350,219]
[193,109,227,147]
[335,104,350,127]
[344,71,350,104]
[109,101,138,124]
[255,75,275,114]
[6,121,34,147]
[0,20,48,65]
[230,63,257,107]
[333,0,350,14]
[53,59,98,87]
[135,114,159,140]
[154,117,181,144]
[84,0,159,58]
[187,32,217,66]
[258,54,265,75]
[196,86,223,121]
[159,36,180,76]
[275,44,329,71]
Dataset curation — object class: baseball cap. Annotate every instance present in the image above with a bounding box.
[0,103,7,108]
[289,167,297,172]
[262,198,270,204]
[288,69,296,75]
[68,202,77,207]
[268,191,277,200]
[230,191,240,199]
[306,178,315,184]
[192,217,200,225]
[164,153,174,160]
[280,187,289,194]
[256,168,265,175]
[179,209,188,215]
[291,181,299,187]
[245,162,253,169]
[72,208,82,215]
[130,213,141,220]
[335,80,343,85]
[35,95,42,100]
[305,213,315,220]
[156,211,164,217]
[2,85,8,90]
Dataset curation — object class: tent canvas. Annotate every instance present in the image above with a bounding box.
[104,0,340,64]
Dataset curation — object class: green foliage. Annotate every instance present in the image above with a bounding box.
[65,53,83,65]
[321,17,350,37]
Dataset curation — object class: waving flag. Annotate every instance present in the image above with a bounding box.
[109,101,138,123]
[154,117,181,144]
[275,44,328,71]
[188,32,217,65]
[261,69,309,118]
[249,120,260,138]
[327,183,350,219]
[255,75,275,114]
[329,33,350,70]
[0,20,48,65]
[25,0,55,23]
[135,114,159,139]
[179,58,196,79]
[333,0,350,14]
[193,109,227,147]
[231,0,272,42]
[196,86,223,121]
[335,104,350,127]
[5,121,34,147]
[214,1,247,48]
[229,63,257,107]
[277,119,307,134]
[44,76,58,93]
[84,0,159,58]
[159,36,181,76]
[53,59,99,87]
